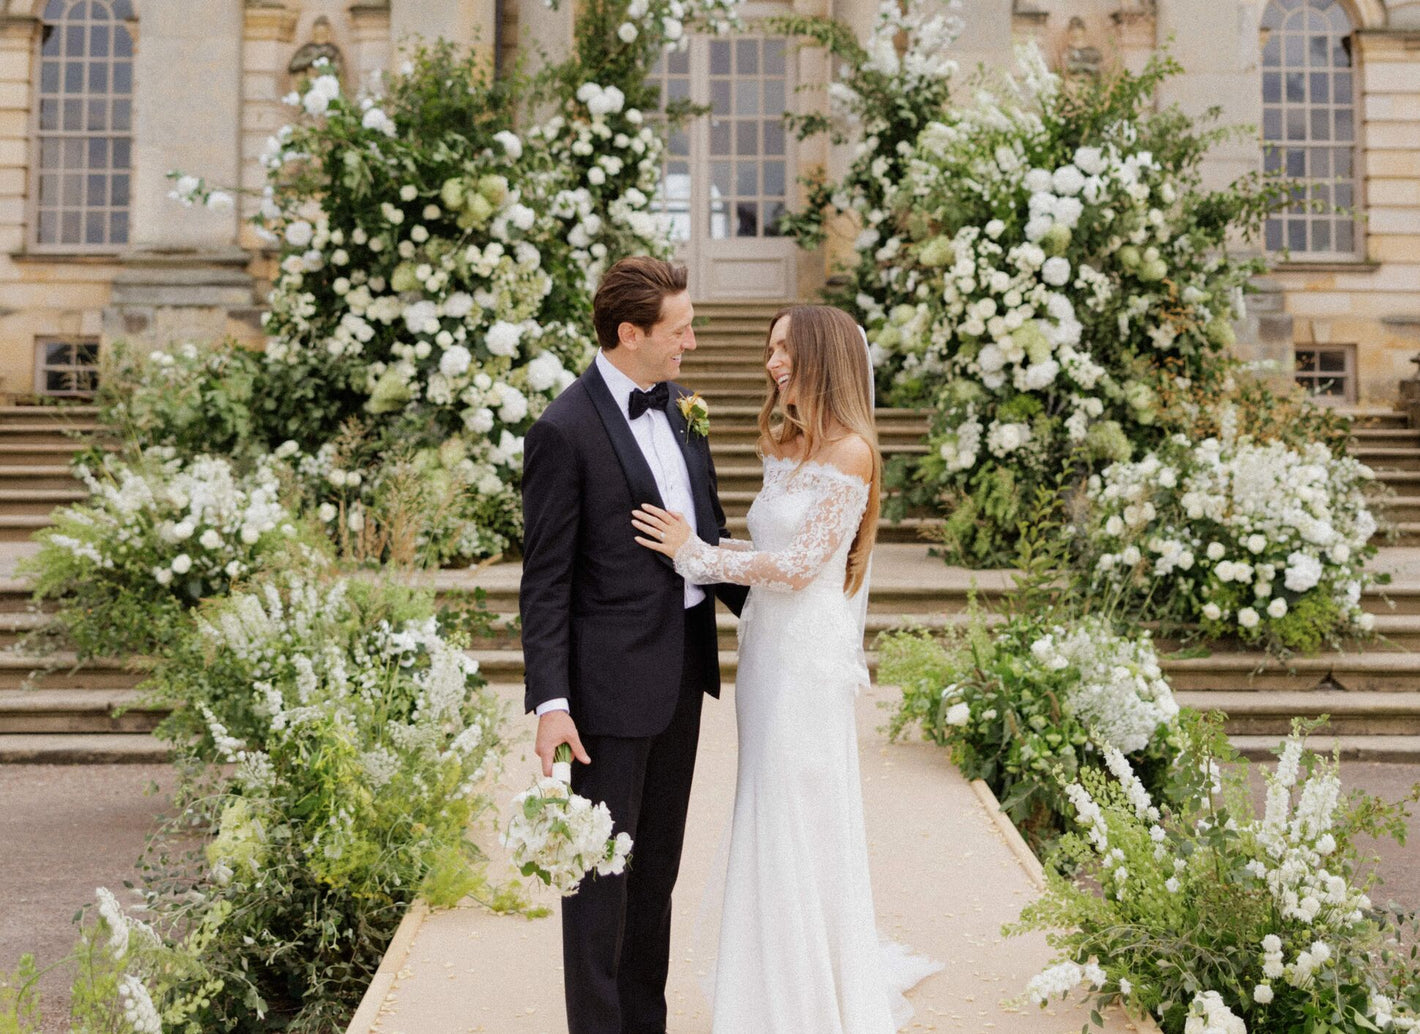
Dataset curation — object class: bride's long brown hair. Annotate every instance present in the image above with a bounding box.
[757,305,881,596]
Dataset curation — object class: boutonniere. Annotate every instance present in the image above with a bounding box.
[676,392,710,439]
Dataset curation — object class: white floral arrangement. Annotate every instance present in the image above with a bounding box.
[1079,412,1378,652]
[1019,730,1418,1032]
[1024,617,1180,755]
[776,1,1285,565]
[502,746,633,895]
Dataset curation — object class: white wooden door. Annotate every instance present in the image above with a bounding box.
[650,33,797,301]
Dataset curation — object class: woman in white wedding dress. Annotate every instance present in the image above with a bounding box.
[632,305,938,1033]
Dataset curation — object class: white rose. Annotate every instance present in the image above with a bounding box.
[1253,984,1273,1005]
[1207,542,1225,561]
[1041,257,1071,287]
[1267,598,1288,619]
[171,553,192,575]
[1024,169,1052,193]
[199,529,222,550]
[317,502,337,523]
[944,702,970,727]
[485,321,522,357]
[1052,165,1086,196]
[587,167,607,186]
[493,130,523,160]
[1238,607,1260,629]
[284,220,314,247]
[1202,603,1222,621]
[439,345,472,378]
[1074,146,1106,175]
[618,21,638,42]
[154,567,173,586]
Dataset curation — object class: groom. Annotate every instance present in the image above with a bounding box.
[519,256,747,1034]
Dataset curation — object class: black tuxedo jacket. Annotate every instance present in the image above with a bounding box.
[519,362,748,738]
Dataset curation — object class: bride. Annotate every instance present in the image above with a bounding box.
[632,304,937,1032]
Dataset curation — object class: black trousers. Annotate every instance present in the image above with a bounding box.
[562,598,715,1034]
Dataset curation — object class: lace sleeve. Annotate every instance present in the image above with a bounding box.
[717,537,754,552]
[674,472,867,591]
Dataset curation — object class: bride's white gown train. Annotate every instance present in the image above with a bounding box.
[675,456,940,1033]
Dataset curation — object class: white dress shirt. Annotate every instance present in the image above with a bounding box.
[535,350,705,718]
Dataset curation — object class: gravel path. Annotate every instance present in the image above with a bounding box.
[0,765,175,1032]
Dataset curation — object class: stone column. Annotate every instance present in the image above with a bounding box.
[391,0,496,67]
[1156,0,1261,192]
[104,0,256,347]
[1111,3,1157,76]
[349,1,392,93]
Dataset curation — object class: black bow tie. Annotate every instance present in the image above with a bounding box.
[628,382,670,420]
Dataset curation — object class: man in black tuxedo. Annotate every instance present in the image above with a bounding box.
[519,256,747,1034]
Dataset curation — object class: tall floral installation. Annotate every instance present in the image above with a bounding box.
[789,1,1417,1028]
[6,5,742,1026]
[780,0,1311,570]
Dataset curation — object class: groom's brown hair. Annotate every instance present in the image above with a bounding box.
[593,256,689,350]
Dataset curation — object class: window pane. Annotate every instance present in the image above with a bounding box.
[710,40,730,76]
[735,80,758,117]
[75,342,99,364]
[1334,107,1352,140]
[90,23,108,57]
[88,137,108,168]
[736,160,757,196]
[109,209,127,242]
[111,173,128,205]
[1309,71,1328,102]
[63,173,81,205]
[735,200,757,237]
[1286,148,1306,177]
[87,98,106,130]
[1312,219,1330,250]
[763,79,785,116]
[736,39,758,75]
[64,59,82,91]
[1266,219,1283,250]
[709,120,730,156]
[710,161,731,198]
[39,98,59,130]
[764,160,785,197]
[1319,349,1345,372]
[65,24,84,55]
[1285,33,1304,64]
[667,77,689,103]
[62,98,81,130]
[1263,107,1282,139]
[1286,108,1306,140]
[736,120,756,156]
[710,78,730,115]
[667,126,688,158]
[38,174,59,204]
[112,60,131,93]
[1334,182,1353,209]
[667,48,688,76]
[1334,72,1351,102]
[112,137,130,169]
[764,38,785,76]
[112,98,129,131]
[762,201,785,237]
[764,121,784,156]
[38,210,59,243]
[87,173,106,205]
[1309,34,1329,64]
[113,26,132,58]
[1287,219,1307,250]
[1263,72,1281,102]
[1334,219,1353,251]
[1285,71,1304,102]
[44,341,72,364]
[1310,107,1330,139]
[1310,149,1329,177]
[1333,147,1352,177]
[41,61,59,92]
[62,210,81,243]
[88,61,107,92]
[84,210,105,244]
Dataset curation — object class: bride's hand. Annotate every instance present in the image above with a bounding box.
[632,504,692,557]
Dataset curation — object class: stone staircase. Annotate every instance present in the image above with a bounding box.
[0,404,98,543]
[7,304,1420,761]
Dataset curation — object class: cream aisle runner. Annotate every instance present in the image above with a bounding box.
[350,676,1150,1034]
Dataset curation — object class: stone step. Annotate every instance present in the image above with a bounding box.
[0,442,99,467]
[1178,689,1420,736]
[1230,734,1420,761]
[0,688,163,733]
[0,464,83,490]
[0,515,56,541]
[0,731,167,763]
[1351,427,1420,445]
[1350,447,1420,470]
[0,423,101,445]
[0,653,148,690]
[1163,651,1420,693]
[0,611,54,647]
[1336,407,1409,430]
[0,404,99,424]
[0,488,86,516]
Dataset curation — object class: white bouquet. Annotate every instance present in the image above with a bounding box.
[502,745,633,895]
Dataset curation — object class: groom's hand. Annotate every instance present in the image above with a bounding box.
[535,710,591,776]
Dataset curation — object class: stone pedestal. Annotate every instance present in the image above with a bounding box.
[1111,7,1157,76]
[1234,276,1294,391]
[104,0,257,348]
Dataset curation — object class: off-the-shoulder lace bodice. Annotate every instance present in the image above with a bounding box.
[673,456,868,593]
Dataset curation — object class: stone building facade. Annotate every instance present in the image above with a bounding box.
[0,0,1415,404]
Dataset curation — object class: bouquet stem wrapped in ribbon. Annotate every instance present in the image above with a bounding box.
[502,744,633,895]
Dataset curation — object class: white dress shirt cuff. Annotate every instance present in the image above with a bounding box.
[535,698,570,716]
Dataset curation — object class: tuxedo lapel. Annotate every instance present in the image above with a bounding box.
[582,363,675,570]
[667,391,718,541]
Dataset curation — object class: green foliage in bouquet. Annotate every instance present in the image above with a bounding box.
[21,450,319,658]
[778,0,1291,566]
[883,605,1183,855]
[1075,396,1382,654]
[122,572,509,1032]
[1014,717,1420,1033]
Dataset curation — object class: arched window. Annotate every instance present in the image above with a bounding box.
[1261,0,1357,257]
[33,0,134,250]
